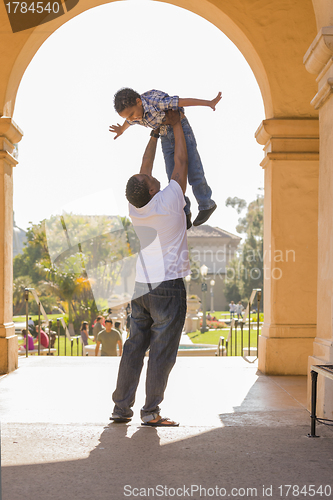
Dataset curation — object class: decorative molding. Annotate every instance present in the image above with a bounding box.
[0,151,18,167]
[255,119,319,166]
[0,117,23,145]
[304,26,333,76]
[311,77,333,110]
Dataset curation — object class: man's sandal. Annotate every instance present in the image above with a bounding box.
[141,417,179,427]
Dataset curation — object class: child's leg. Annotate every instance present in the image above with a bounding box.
[161,127,191,215]
[180,117,216,212]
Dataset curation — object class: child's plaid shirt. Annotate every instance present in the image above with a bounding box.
[126,89,185,136]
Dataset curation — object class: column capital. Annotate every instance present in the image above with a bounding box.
[0,117,23,145]
[304,27,333,110]
[255,118,319,166]
[304,27,333,76]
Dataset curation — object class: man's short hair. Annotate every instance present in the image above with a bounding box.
[105,319,113,324]
[126,176,151,208]
[114,88,140,114]
[97,315,103,321]
[115,321,121,328]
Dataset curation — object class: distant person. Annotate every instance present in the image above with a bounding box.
[35,325,49,348]
[95,319,122,357]
[28,317,35,333]
[48,322,57,349]
[93,315,104,342]
[19,328,35,352]
[236,301,244,320]
[80,321,89,346]
[229,301,236,319]
[110,88,221,228]
[114,321,122,336]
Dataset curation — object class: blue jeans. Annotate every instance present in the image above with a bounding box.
[161,117,215,215]
[112,278,187,422]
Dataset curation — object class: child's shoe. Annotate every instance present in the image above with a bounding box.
[193,204,217,226]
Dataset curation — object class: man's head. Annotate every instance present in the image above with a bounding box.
[126,174,160,208]
[105,319,113,332]
[115,321,121,329]
[114,88,143,121]
[96,315,103,324]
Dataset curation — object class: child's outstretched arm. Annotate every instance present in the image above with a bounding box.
[109,120,131,140]
[178,91,222,111]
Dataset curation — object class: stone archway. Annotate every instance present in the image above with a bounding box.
[0,0,322,379]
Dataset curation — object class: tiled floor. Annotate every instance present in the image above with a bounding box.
[1,356,332,500]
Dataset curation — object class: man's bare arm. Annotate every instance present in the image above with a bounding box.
[117,339,123,356]
[95,341,101,356]
[140,130,160,175]
[164,111,188,194]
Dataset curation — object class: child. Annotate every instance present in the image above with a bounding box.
[109,88,222,229]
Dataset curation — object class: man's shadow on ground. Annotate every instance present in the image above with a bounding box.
[3,413,333,500]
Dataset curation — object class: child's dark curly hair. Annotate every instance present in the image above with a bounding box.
[125,176,151,208]
[114,88,141,113]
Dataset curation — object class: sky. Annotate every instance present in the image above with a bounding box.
[12,0,265,238]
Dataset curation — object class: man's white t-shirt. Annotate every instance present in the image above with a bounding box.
[129,180,190,283]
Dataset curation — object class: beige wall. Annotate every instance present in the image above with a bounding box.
[304,18,333,418]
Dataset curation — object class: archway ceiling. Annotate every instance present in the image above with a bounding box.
[0,0,318,119]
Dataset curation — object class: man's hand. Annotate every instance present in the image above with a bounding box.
[109,123,124,140]
[163,109,181,126]
[209,91,222,111]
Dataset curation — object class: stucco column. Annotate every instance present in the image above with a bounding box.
[0,117,23,373]
[304,27,333,417]
[255,118,319,375]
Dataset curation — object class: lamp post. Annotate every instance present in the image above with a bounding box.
[200,264,208,333]
[184,274,191,297]
[24,288,29,358]
[210,279,215,312]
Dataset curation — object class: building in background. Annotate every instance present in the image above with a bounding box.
[187,225,241,311]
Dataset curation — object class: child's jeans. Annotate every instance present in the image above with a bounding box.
[161,117,215,215]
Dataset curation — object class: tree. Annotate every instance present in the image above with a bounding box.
[13,214,137,328]
[225,193,264,305]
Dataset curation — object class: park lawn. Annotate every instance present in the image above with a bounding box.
[14,313,67,323]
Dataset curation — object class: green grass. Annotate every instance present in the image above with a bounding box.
[14,313,67,323]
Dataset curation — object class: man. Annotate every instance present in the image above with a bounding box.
[93,315,104,342]
[95,319,123,357]
[229,301,236,319]
[114,321,122,336]
[111,109,190,427]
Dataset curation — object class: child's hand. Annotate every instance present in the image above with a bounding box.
[209,92,222,111]
[109,123,124,140]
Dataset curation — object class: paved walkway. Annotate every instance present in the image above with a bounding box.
[1,356,332,500]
